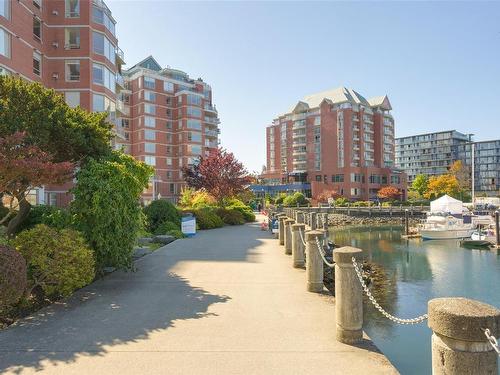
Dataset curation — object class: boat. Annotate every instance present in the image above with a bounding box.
[470,225,496,243]
[459,239,493,249]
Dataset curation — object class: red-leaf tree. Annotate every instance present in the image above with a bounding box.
[181,148,252,205]
[377,185,401,201]
[0,132,74,236]
[316,189,341,203]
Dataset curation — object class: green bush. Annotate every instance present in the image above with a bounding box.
[334,197,348,206]
[71,152,153,271]
[216,208,245,225]
[153,221,180,235]
[14,224,95,298]
[225,198,255,222]
[382,202,392,207]
[193,208,224,229]
[282,192,308,207]
[274,193,287,205]
[143,199,181,233]
[0,244,27,311]
[16,205,73,233]
[166,229,185,239]
[352,201,372,207]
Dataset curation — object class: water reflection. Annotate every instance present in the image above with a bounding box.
[328,225,500,375]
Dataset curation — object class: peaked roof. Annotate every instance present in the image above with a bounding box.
[286,87,378,115]
[368,95,392,110]
[127,55,162,72]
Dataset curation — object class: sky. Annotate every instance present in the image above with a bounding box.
[109,1,500,173]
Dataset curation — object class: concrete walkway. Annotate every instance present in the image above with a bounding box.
[0,216,398,375]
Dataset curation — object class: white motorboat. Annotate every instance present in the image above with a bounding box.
[418,212,475,240]
[471,225,496,243]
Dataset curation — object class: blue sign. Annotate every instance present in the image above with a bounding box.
[181,215,196,237]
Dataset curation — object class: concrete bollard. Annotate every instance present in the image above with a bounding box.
[310,212,317,230]
[284,218,295,255]
[278,215,287,246]
[305,230,324,292]
[291,223,306,268]
[333,246,363,344]
[296,211,304,224]
[428,297,500,375]
[322,213,328,231]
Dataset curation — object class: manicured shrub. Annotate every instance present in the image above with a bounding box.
[0,245,27,311]
[166,229,185,239]
[274,193,287,205]
[334,197,348,206]
[193,208,224,229]
[143,199,181,233]
[153,221,180,235]
[225,198,255,222]
[178,187,216,209]
[16,205,73,233]
[282,192,308,207]
[14,225,95,298]
[216,208,245,225]
[382,202,392,207]
[72,152,153,271]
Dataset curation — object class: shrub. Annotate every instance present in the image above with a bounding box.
[193,208,224,229]
[274,193,287,205]
[153,221,180,235]
[216,208,245,225]
[72,152,153,271]
[16,205,73,233]
[225,198,255,222]
[334,197,349,206]
[352,201,372,207]
[0,245,27,311]
[14,225,95,298]
[144,199,181,233]
[283,192,308,207]
[382,202,392,207]
[316,190,341,203]
[166,229,185,239]
[179,187,216,209]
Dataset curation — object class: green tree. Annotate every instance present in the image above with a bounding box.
[71,152,153,272]
[411,174,429,197]
[424,174,460,200]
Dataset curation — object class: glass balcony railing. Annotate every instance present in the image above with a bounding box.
[115,46,125,64]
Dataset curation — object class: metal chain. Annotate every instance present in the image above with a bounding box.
[298,228,307,246]
[351,257,428,325]
[315,236,335,268]
[484,329,500,355]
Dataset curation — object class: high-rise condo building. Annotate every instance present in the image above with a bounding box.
[262,87,406,201]
[120,56,220,203]
[0,0,126,205]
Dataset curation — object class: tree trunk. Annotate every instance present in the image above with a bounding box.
[6,199,31,238]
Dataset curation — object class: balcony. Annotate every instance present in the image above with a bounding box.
[115,46,125,65]
[204,116,220,125]
[292,132,306,139]
[205,130,218,138]
[116,99,129,116]
[292,122,306,130]
[115,73,125,90]
[204,104,217,113]
[113,125,127,140]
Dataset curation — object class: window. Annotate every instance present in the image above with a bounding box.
[189,132,201,142]
[92,63,115,93]
[187,94,202,106]
[65,60,80,81]
[144,90,156,102]
[144,116,155,128]
[166,157,172,166]
[92,31,115,63]
[144,104,156,115]
[144,156,156,166]
[315,175,322,181]
[65,0,80,17]
[65,92,80,108]
[92,94,105,112]
[187,106,201,118]
[92,5,115,36]
[33,51,41,76]
[33,17,41,41]
[187,119,201,130]
[144,143,155,153]
[1,0,10,19]
[144,76,155,89]
[145,130,156,141]
[65,28,80,49]
[48,192,57,206]
[164,81,174,92]
[169,183,175,194]
[190,145,202,155]
[0,27,9,58]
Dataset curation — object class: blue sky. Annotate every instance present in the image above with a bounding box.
[110,1,500,173]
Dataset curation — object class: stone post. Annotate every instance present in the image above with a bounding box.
[278,215,287,246]
[296,211,304,224]
[428,297,500,375]
[291,223,306,268]
[284,218,295,255]
[333,246,363,344]
[404,209,409,236]
[495,211,500,247]
[322,213,328,231]
[305,230,324,292]
[310,212,317,230]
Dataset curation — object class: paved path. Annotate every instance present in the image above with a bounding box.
[0,216,398,374]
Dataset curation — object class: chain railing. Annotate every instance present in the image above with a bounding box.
[352,257,428,325]
[315,236,335,268]
[484,328,500,355]
[298,228,307,246]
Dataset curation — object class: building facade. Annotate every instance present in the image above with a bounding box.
[119,56,220,203]
[0,0,126,205]
[395,130,472,184]
[262,87,406,201]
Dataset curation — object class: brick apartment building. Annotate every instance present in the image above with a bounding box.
[118,56,220,202]
[0,0,220,204]
[261,87,407,201]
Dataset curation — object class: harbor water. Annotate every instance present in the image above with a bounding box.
[328,225,500,375]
